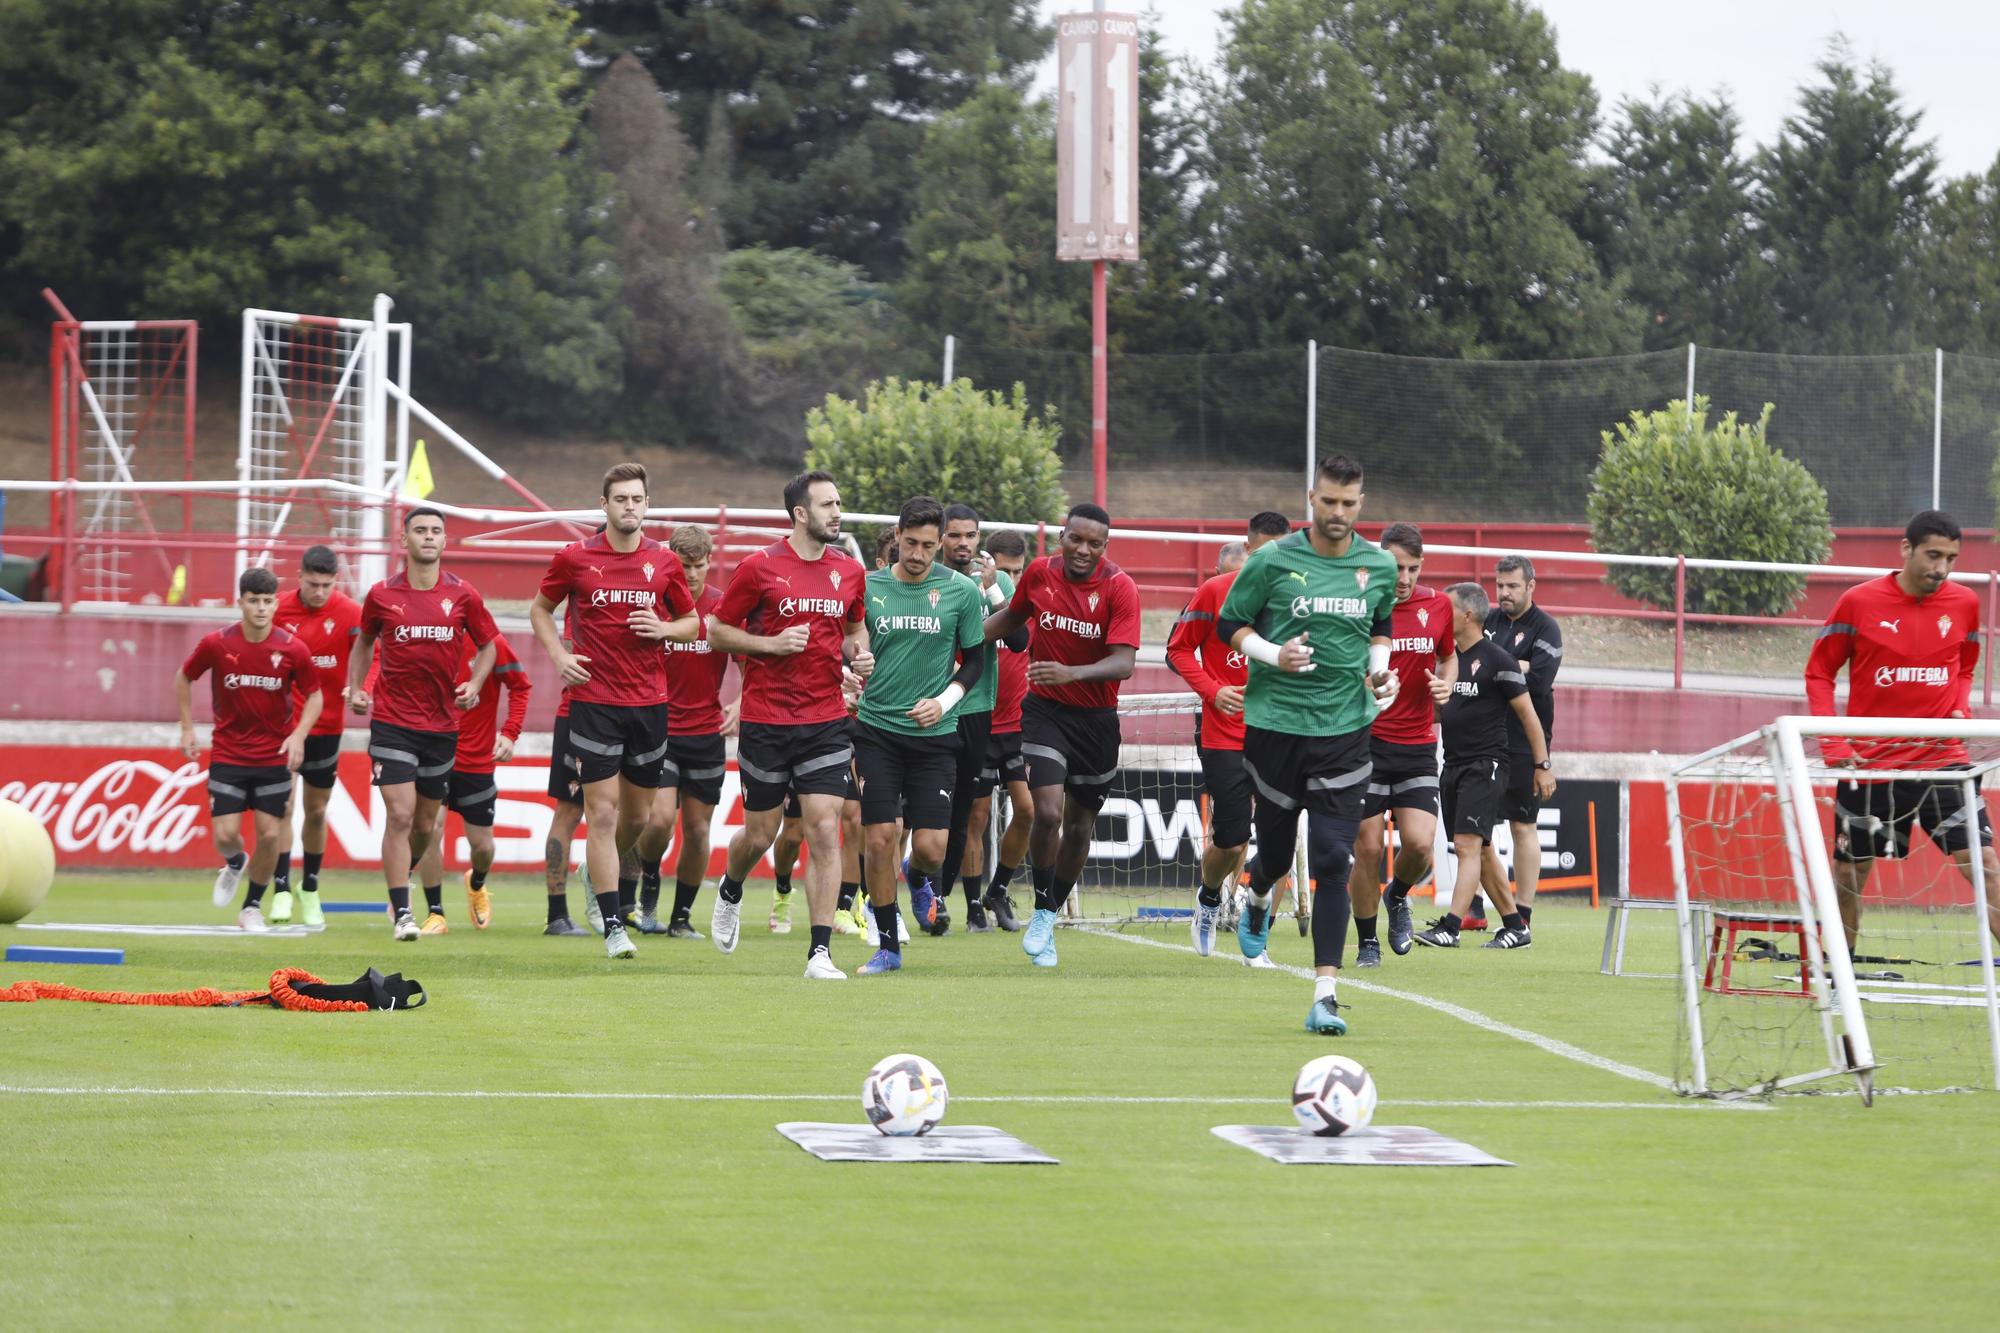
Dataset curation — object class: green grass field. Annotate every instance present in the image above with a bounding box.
[4,875,1998,1329]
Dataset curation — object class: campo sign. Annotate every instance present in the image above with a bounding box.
[1055,10,1140,263]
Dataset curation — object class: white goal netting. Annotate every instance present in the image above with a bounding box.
[1670,717,2000,1101]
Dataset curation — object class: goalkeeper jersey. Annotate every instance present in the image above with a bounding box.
[1219,530,1396,738]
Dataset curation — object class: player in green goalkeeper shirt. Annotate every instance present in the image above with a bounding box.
[850,495,989,975]
[1217,454,1399,1035]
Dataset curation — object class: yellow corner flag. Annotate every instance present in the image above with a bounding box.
[404,438,435,500]
[167,564,187,605]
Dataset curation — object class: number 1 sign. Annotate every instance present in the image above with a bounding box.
[1055,12,1140,263]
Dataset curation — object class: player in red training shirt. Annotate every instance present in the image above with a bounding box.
[411,630,531,932]
[982,503,1141,967]
[708,469,872,978]
[1168,511,1292,955]
[1352,523,1456,963]
[531,463,699,961]
[963,527,1036,930]
[174,566,321,932]
[1806,509,2000,952]
[348,507,499,941]
[268,544,361,928]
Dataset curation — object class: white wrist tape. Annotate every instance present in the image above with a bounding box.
[937,683,966,713]
[1241,632,1284,667]
[1368,642,1391,677]
[984,583,1006,607]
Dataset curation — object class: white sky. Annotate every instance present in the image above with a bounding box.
[1040,1,2000,178]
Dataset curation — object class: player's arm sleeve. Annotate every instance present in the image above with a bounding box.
[711,560,759,628]
[1165,594,1224,705]
[1495,665,1529,701]
[1805,595,1855,759]
[1106,575,1142,649]
[1007,562,1037,617]
[180,639,210,681]
[462,588,499,649]
[949,648,985,691]
[535,547,574,612]
[1527,616,1563,687]
[665,563,697,617]
[957,584,985,652]
[359,589,384,638]
[497,639,531,738]
[1217,555,1265,646]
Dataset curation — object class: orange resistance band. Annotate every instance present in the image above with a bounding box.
[0,968,370,1013]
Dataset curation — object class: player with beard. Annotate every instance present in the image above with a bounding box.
[1477,554,1563,931]
[963,527,1034,930]
[269,544,360,928]
[980,504,1141,967]
[348,507,499,941]
[1352,523,1455,962]
[708,470,873,979]
[1217,456,1398,1034]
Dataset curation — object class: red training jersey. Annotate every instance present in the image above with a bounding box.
[452,632,532,774]
[992,631,1029,734]
[1008,554,1142,711]
[360,571,499,734]
[712,539,865,727]
[666,582,731,736]
[274,587,362,737]
[1806,574,1981,767]
[537,533,696,710]
[1372,584,1455,747]
[1167,569,1248,751]
[182,624,317,767]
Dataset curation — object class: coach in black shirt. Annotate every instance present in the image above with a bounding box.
[1480,554,1562,925]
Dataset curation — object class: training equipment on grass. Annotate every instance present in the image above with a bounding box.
[0,797,57,924]
[0,966,425,1010]
[6,945,123,966]
[1669,717,2000,1102]
[1212,1124,1513,1167]
[1291,1054,1378,1136]
[778,1122,1058,1164]
[862,1053,949,1136]
[319,901,386,914]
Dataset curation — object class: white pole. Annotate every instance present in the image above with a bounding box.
[360,293,392,590]
[1664,774,1709,1093]
[236,311,256,586]
[1306,339,1318,490]
[943,334,955,385]
[1685,342,1696,408]
[1962,776,2000,1090]
[1764,730,1842,1075]
[396,319,413,506]
[1933,347,1944,510]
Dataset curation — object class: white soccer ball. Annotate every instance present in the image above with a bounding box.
[1291,1054,1377,1137]
[862,1053,949,1136]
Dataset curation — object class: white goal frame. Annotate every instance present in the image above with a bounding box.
[1671,715,2000,1103]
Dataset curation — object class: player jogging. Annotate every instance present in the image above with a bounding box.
[980,503,1141,967]
[175,567,321,931]
[1171,510,1291,955]
[850,496,987,974]
[349,506,499,941]
[708,470,873,979]
[1806,509,2000,951]
[1412,583,1552,950]
[1216,455,1398,1035]
[963,528,1035,931]
[531,463,699,961]
[1353,523,1455,962]
[1478,554,1562,931]
[269,544,360,928]
[412,629,531,932]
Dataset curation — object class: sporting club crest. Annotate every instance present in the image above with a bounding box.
[1416,607,1428,627]
[829,571,842,591]
[440,598,454,616]
[642,561,656,582]
[927,589,940,609]
[270,652,283,668]
[1354,569,1370,591]
[322,617,334,634]
[1471,658,1483,676]
[1087,592,1100,612]
[1939,614,1954,635]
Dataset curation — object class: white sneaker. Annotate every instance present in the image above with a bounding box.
[1244,949,1279,970]
[585,894,604,936]
[1191,893,1222,956]
[237,905,268,933]
[605,923,637,960]
[803,947,846,980]
[711,894,741,954]
[897,910,910,944]
[393,910,420,942]
[212,860,245,908]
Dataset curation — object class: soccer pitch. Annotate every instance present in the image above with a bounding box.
[4,876,1996,1328]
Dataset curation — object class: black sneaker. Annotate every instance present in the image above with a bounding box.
[543,917,589,937]
[1413,920,1460,948]
[1355,938,1382,968]
[1385,891,1414,955]
[982,890,1021,932]
[1482,926,1532,950]
[665,916,705,941]
[966,902,992,933]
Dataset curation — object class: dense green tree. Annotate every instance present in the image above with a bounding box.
[0,0,617,422]
[1754,46,1936,354]
[1917,156,2000,353]
[576,1,1048,278]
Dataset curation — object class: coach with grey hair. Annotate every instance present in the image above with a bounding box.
[1479,554,1562,928]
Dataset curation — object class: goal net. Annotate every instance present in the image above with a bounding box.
[1670,716,2000,1101]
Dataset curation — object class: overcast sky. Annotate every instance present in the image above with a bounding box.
[1039,1,2000,178]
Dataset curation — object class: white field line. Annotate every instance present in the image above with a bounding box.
[1078,927,1696,1099]
[0,1084,1753,1112]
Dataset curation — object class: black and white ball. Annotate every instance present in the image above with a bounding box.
[862,1053,949,1136]
[1291,1054,1377,1136]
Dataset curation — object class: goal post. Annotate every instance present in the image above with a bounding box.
[1671,715,2000,1102]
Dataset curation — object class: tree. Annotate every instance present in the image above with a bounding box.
[576,1,1049,278]
[1917,156,2000,354]
[1754,45,1937,354]
[0,0,618,423]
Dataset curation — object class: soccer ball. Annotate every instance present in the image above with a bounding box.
[1291,1054,1377,1136]
[862,1053,949,1136]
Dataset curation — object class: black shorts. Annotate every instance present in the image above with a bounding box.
[951,709,993,804]
[446,768,498,827]
[976,729,1028,799]
[209,763,293,818]
[853,722,959,829]
[739,718,854,812]
[298,733,342,791]
[664,731,727,806]
[1835,772,1993,862]
[1500,752,1544,825]
[1198,746,1253,848]
[1363,739,1441,818]
[369,721,457,800]
[1020,693,1121,812]
[567,700,670,788]
[547,715,582,804]
[1441,758,1508,845]
[1241,723,1372,822]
